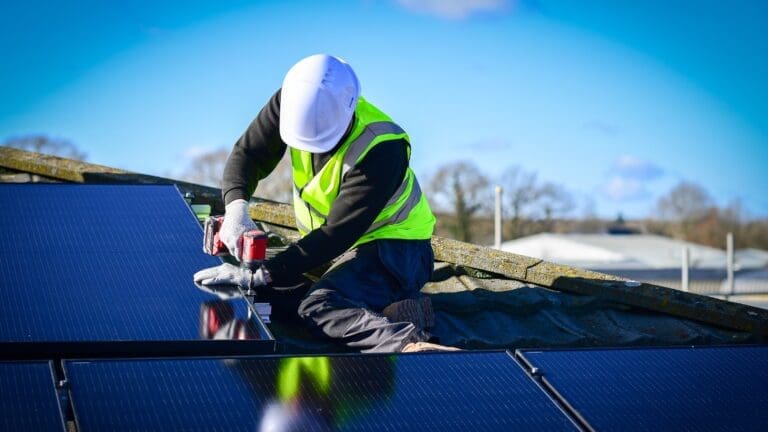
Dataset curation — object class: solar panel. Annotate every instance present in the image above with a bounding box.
[64,352,577,431]
[518,345,768,431]
[0,184,271,352]
[0,361,65,431]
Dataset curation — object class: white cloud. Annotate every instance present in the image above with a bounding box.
[394,0,513,19]
[612,154,664,180]
[603,176,650,201]
[182,145,216,161]
[601,156,664,203]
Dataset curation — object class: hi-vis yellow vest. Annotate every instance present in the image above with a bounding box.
[290,97,435,247]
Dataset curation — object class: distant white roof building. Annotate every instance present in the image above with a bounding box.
[499,233,767,271]
[735,248,768,269]
[499,233,768,301]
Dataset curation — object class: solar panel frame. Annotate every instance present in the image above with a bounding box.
[0,360,66,431]
[64,351,579,431]
[0,184,274,358]
[517,345,768,431]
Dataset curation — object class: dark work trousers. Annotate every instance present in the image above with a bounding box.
[294,239,434,353]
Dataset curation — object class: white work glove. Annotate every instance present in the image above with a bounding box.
[220,199,258,260]
[193,263,271,290]
[192,281,242,300]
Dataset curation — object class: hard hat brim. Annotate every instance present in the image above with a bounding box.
[280,128,346,154]
[279,81,353,153]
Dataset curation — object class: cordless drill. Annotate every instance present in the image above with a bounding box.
[203,216,267,271]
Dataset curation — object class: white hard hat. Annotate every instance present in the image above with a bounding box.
[279,54,360,153]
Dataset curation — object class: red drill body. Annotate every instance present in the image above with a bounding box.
[203,216,267,271]
[203,216,228,257]
[241,230,268,271]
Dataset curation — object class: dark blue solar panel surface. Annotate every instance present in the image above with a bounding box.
[0,184,270,342]
[65,352,576,431]
[519,345,768,431]
[0,361,65,431]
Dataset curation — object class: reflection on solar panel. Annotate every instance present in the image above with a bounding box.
[518,346,768,431]
[0,361,65,431]
[0,184,271,346]
[65,352,577,431]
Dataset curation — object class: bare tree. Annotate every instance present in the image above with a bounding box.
[2,135,87,161]
[180,148,293,203]
[536,182,575,222]
[427,161,490,243]
[254,153,292,203]
[656,181,712,221]
[181,148,229,188]
[655,180,713,239]
[499,165,541,238]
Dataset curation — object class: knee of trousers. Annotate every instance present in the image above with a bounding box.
[297,290,331,321]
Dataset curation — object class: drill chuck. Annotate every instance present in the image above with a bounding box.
[241,230,267,271]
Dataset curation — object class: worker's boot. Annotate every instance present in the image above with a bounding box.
[382,296,435,331]
[401,341,461,353]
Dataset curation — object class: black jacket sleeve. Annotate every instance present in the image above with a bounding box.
[265,140,408,285]
[220,89,409,285]
[221,89,286,205]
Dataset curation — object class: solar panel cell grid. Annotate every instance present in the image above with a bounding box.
[0,184,270,343]
[0,361,65,431]
[519,346,768,431]
[65,352,577,431]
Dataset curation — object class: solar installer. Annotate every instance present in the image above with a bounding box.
[194,54,457,353]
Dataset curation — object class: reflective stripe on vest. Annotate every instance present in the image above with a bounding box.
[290,121,406,231]
[368,170,422,232]
[290,97,435,244]
[341,121,405,178]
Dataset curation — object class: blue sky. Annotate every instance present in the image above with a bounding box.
[1,0,767,218]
